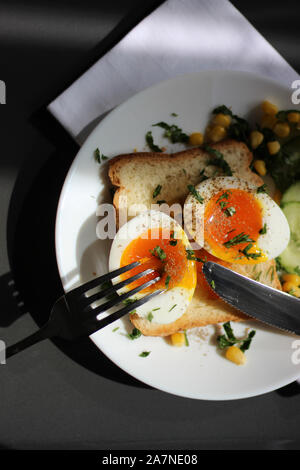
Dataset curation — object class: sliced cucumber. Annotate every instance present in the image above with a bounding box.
[277,202,300,273]
[281,181,300,205]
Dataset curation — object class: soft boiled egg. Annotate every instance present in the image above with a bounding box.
[184,176,290,264]
[109,210,197,324]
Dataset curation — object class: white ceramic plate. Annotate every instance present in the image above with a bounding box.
[55,70,300,400]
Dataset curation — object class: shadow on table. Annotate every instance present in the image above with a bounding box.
[4,110,148,390]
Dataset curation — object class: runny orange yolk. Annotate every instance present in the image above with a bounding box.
[204,188,267,264]
[120,228,192,292]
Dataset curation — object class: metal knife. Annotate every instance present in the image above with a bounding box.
[202,261,300,335]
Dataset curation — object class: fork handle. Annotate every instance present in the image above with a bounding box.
[5,323,53,359]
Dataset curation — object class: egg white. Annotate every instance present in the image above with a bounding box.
[109,210,197,324]
[184,176,290,261]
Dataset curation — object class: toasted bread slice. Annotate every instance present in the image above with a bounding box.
[109,140,262,223]
[130,259,281,336]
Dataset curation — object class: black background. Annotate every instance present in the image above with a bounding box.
[0,0,300,450]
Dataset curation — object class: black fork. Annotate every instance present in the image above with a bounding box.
[6,261,163,359]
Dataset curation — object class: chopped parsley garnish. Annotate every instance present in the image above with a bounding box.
[223,232,254,248]
[128,328,142,340]
[187,184,204,203]
[171,112,178,117]
[186,249,207,263]
[203,144,233,176]
[169,231,177,246]
[210,280,216,289]
[184,330,189,347]
[152,307,161,311]
[259,223,267,235]
[153,122,189,143]
[150,245,166,261]
[217,321,256,352]
[147,312,154,322]
[239,243,262,260]
[224,206,236,217]
[146,131,163,152]
[169,304,177,312]
[153,184,162,198]
[257,183,268,194]
[112,327,119,332]
[139,351,151,357]
[216,191,231,203]
[165,275,171,289]
[94,148,108,163]
[123,297,137,314]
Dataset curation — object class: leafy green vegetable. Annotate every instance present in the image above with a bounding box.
[153,122,189,143]
[267,137,300,192]
[187,184,204,203]
[212,105,250,144]
[203,144,233,176]
[146,131,163,152]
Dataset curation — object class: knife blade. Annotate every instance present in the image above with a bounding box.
[202,261,300,335]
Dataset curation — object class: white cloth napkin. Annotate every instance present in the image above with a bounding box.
[48,0,298,145]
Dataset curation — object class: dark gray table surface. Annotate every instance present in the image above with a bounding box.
[1,0,300,450]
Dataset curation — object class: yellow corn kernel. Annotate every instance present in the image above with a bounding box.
[212,113,231,128]
[273,188,282,205]
[267,141,280,155]
[253,159,267,176]
[282,281,299,293]
[250,130,264,149]
[189,132,204,146]
[273,122,290,138]
[207,125,227,143]
[261,114,277,129]
[225,346,246,365]
[287,112,300,123]
[282,274,300,286]
[170,332,185,347]
[261,100,278,115]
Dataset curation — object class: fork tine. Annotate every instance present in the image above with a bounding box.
[67,261,140,298]
[83,268,156,306]
[84,275,161,317]
[84,289,164,335]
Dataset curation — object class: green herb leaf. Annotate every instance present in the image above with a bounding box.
[203,144,233,176]
[128,328,142,340]
[257,184,268,194]
[112,327,119,332]
[210,280,216,289]
[184,330,189,347]
[239,243,262,260]
[94,148,108,163]
[150,245,166,261]
[169,304,177,312]
[223,232,254,248]
[153,121,189,143]
[139,351,151,357]
[240,330,256,352]
[187,184,204,203]
[259,223,267,235]
[153,184,162,198]
[223,321,236,341]
[186,249,207,263]
[165,275,171,289]
[147,312,154,322]
[146,131,163,152]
